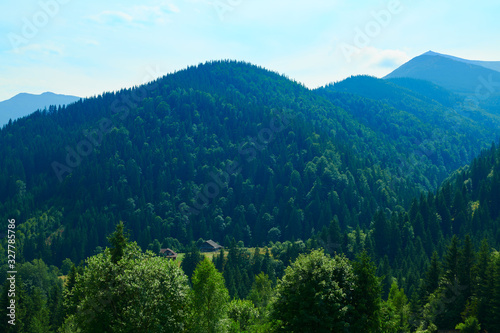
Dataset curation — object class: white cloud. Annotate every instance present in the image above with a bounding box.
[88,2,179,27]
[166,3,180,13]
[131,4,178,24]
[89,10,134,25]
[79,38,100,46]
[11,42,64,57]
[355,47,410,69]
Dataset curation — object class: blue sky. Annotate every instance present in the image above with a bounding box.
[1,0,500,101]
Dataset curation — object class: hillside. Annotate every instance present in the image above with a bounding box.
[0,60,497,268]
[385,140,500,331]
[317,75,499,188]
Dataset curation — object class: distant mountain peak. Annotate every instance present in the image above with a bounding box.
[384,51,500,94]
[422,51,500,72]
[0,92,81,127]
[423,50,440,56]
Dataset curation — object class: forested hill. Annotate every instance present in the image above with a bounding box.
[318,75,500,129]
[317,75,499,188]
[0,60,497,268]
[380,140,500,332]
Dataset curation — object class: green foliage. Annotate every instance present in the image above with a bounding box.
[380,282,411,333]
[271,249,355,332]
[2,61,500,332]
[248,272,273,309]
[190,258,230,333]
[223,240,252,299]
[2,61,497,272]
[482,251,500,332]
[181,245,205,280]
[455,316,481,333]
[107,221,129,264]
[226,299,259,332]
[60,258,73,275]
[64,241,190,332]
[351,250,382,332]
[26,287,52,333]
[422,251,440,300]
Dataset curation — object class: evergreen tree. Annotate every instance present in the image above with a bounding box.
[422,251,441,300]
[458,235,475,302]
[351,250,382,332]
[435,236,467,329]
[62,264,78,318]
[107,221,129,263]
[48,283,64,331]
[378,255,392,299]
[373,210,389,256]
[487,253,500,332]
[181,245,205,280]
[27,287,52,333]
[248,272,273,309]
[475,239,491,327]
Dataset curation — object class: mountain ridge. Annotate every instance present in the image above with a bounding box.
[0,91,81,127]
[384,51,500,116]
[422,50,500,72]
[384,53,500,94]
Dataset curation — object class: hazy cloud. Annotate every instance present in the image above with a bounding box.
[89,11,134,25]
[88,2,179,27]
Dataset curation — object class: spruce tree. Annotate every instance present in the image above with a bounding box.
[475,239,491,327]
[107,221,129,264]
[352,250,382,332]
[422,251,441,301]
[27,287,52,333]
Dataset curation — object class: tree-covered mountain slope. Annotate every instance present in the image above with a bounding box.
[371,140,500,331]
[319,75,500,127]
[384,51,500,116]
[0,60,497,268]
[317,75,499,191]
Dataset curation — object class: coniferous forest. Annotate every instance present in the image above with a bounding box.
[1,60,500,332]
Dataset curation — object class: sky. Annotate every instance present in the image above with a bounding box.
[1,0,500,102]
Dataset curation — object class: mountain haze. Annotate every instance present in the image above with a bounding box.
[423,50,500,73]
[384,52,500,94]
[384,51,500,116]
[0,92,81,127]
